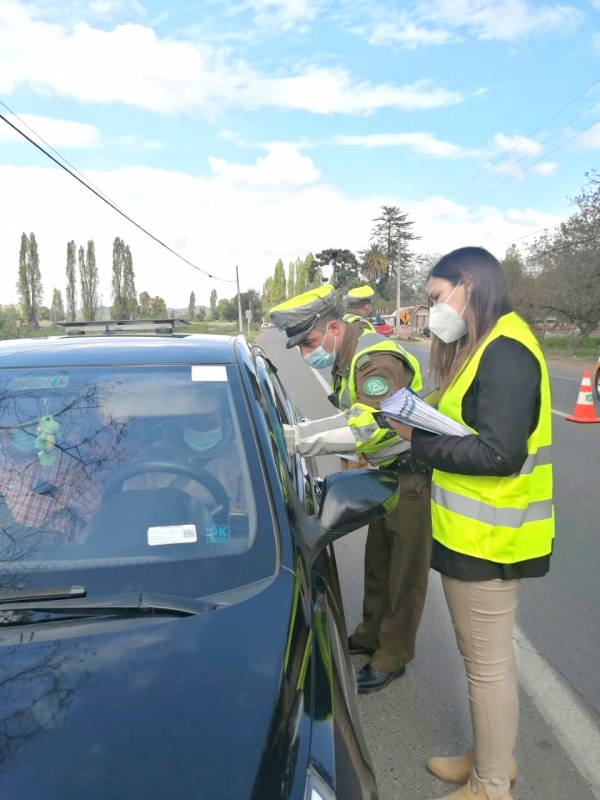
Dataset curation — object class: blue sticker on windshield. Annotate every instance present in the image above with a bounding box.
[206,525,231,544]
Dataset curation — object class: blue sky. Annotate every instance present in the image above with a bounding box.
[1,0,599,307]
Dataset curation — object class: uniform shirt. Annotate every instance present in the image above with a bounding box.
[411,336,549,580]
[332,324,415,411]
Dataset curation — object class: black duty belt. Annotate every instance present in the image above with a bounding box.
[387,453,431,474]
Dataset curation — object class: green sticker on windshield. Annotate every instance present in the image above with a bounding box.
[363,377,389,397]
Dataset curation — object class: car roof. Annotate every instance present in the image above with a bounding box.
[0,334,242,368]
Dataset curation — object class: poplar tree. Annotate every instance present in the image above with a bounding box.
[16,232,43,328]
[65,240,77,321]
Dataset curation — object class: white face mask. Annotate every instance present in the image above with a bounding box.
[429,282,468,344]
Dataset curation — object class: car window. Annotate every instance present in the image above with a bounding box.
[0,364,276,598]
[255,356,294,475]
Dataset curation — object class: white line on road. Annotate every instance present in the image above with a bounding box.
[514,623,600,799]
[552,409,569,418]
[549,373,583,382]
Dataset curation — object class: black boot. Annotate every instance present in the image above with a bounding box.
[356,663,406,694]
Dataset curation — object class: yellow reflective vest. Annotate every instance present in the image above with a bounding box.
[432,312,555,563]
[343,312,376,332]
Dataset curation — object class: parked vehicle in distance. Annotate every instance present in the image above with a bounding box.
[370,319,393,337]
[0,321,397,800]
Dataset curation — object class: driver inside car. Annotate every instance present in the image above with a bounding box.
[123,386,245,515]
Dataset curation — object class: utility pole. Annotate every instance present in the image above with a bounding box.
[395,244,401,340]
[236,265,243,334]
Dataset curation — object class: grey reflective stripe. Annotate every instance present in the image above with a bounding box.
[432,484,553,529]
[295,413,356,458]
[518,445,552,475]
[297,412,348,439]
[367,438,411,464]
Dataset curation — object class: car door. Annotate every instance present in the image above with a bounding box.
[254,351,378,799]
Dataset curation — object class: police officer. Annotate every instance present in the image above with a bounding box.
[270,285,432,693]
[343,285,376,332]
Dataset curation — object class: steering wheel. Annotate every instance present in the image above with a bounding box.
[101,459,230,524]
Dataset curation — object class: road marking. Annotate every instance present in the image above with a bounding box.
[514,623,600,799]
[552,409,569,418]
[549,373,583,382]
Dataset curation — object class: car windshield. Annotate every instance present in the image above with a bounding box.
[0,363,276,601]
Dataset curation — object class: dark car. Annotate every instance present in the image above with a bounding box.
[0,323,398,800]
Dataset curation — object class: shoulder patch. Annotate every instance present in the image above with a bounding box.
[362,376,390,397]
[355,354,372,370]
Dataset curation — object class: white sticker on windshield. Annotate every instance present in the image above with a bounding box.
[147,524,198,546]
[191,365,227,382]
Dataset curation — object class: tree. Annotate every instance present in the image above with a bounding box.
[123,245,138,318]
[149,296,167,317]
[262,276,274,308]
[110,237,126,319]
[501,245,535,322]
[295,257,308,294]
[360,243,389,283]
[313,249,359,291]
[80,240,99,321]
[65,241,77,322]
[0,306,20,340]
[287,262,295,298]
[270,259,287,304]
[239,289,262,322]
[209,288,218,321]
[51,289,65,322]
[217,298,237,321]
[188,291,196,321]
[526,171,600,348]
[16,233,43,328]
[138,291,152,317]
[304,253,320,287]
[370,206,420,299]
[197,307,207,322]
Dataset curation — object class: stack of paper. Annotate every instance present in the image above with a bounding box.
[380,387,472,437]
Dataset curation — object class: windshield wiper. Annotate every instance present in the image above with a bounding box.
[0,592,215,618]
[0,586,86,603]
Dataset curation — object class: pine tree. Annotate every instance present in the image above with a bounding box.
[209,288,218,321]
[370,206,419,300]
[16,232,43,328]
[66,241,77,322]
[188,291,196,320]
[51,288,65,322]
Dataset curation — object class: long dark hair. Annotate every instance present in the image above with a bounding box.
[429,247,513,395]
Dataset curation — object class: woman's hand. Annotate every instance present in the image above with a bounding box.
[386,418,414,441]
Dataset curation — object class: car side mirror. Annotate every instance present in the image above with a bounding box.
[302,470,399,566]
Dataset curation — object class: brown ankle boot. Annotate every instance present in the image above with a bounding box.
[425,779,513,800]
[427,749,517,787]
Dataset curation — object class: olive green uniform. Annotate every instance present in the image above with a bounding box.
[333,325,432,672]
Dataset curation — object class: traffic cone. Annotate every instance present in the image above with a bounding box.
[565,370,600,423]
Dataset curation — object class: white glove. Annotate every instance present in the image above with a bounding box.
[282,424,299,457]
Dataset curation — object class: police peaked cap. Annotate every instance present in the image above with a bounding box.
[345,285,375,307]
[269,285,336,348]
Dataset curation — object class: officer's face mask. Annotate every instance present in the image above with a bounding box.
[428,281,468,344]
[303,324,337,370]
[183,425,223,453]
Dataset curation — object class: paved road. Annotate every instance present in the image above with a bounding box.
[258,329,600,800]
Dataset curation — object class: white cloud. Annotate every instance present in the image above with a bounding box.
[493,132,543,156]
[336,131,469,158]
[369,20,455,47]
[209,142,321,186]
[236,0,323,29]
[0,113,101,148]
[0,0,463,115]
[575,120,600,149]
[364,0,582,48]
[531,161,558,176]
[0,149,565,310]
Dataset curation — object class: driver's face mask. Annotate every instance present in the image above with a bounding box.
[183,425,223,453]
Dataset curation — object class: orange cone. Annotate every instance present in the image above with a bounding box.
[566,370,600,423]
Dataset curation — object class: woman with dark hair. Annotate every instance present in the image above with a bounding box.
[385,247,554,800]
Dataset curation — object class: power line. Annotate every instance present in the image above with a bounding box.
[435,114,600,222]
[0,100,125,211]
[0,111,236,284]
[445,75,600,201]
[454,95,600,207]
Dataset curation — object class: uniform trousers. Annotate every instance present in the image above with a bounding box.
[351,467,432,673]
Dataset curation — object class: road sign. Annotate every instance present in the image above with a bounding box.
[245,310,252,320]
[399,310,411,324]
[399,325,412,340]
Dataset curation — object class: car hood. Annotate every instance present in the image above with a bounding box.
[0,570,295,800]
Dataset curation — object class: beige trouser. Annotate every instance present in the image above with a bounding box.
[442,576,520,800]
